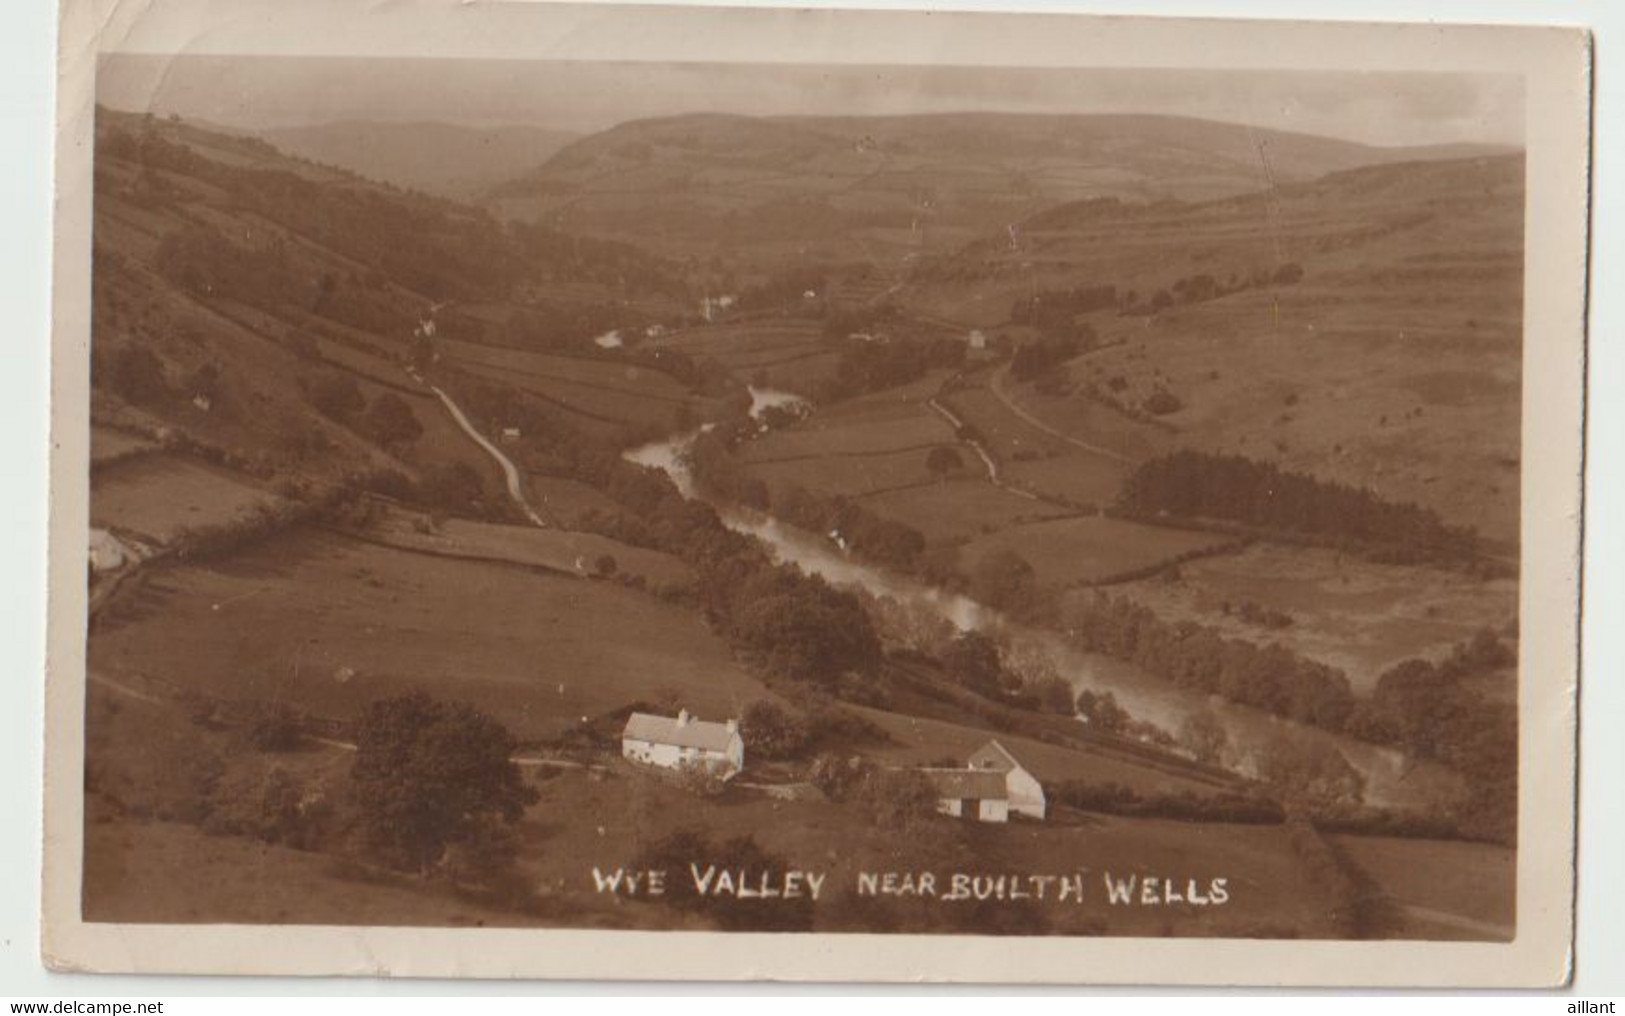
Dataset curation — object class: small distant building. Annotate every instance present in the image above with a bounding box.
[191,393,213,413]
[922,740,1047,823]
[622,709,744,775]
[500,427,521,444]
[967,329,988,351]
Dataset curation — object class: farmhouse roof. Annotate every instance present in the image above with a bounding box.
[622,711,737,753]
[921,767,1009,801]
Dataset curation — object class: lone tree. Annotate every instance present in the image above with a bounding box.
[925,445,964,481]
[350,693,538,875]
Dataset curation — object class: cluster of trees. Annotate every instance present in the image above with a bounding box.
[812,334,966,404]
[1047,780,1286,824]
[1119,263,1304,317]
[305,373,425,450]
[154,223,304,309]
[1009,332,1087,392]
[1074,688,1175,747]
[1222,599,1295,630]
[350,693,537,889]
[737,699,890,763]
[1062,592,1358,733]
[770,483,929,575]
[935,630,1075,715]
[723,565,882,684]
[1117,450,1478,563]
[1344,630,1517,843]
[805,754,942,833]
[1009,284,1117,331]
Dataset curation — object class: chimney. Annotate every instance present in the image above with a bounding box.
[677,709,690,726]
[726,718,738,734]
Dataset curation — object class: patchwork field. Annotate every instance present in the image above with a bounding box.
[862,479,1068,544]
[90,530,765,740]
[525,473,631,527]
[938,383,1138,507]
[362,506,694,592]
[90,454,283,548]
[1115,542,1519,692]
[960,516,1234,590]
[437,336,713,435]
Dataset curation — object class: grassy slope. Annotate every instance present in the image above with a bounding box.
[913,155,1524,547]
[90,530,763,741]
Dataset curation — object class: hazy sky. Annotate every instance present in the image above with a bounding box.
[99,54,1523,148]
[95,2,1525,147]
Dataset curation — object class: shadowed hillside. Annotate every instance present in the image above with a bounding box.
[263,120,580,200]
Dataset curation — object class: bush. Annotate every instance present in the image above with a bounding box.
[807,752,874,801]
[350,693,538,874]
[245,701,303,752]
[1049,780,1285,824]
[109,346,171,405]
[857,767,941,832]
[739,700,809,761]
[310,373,364,422]
[362,392,423,448]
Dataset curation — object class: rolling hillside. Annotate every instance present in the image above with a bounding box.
[903,153,1525,547]
[487,111,1512,268]
[262,120,580,200]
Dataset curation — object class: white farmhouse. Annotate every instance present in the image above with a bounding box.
[621,709,744,775]
[922,739,1047,823]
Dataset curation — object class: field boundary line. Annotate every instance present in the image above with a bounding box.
[988,366,1137,464]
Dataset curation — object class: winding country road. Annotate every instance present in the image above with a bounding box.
[987,365,1136,464]
[411,370,551,529]
[924,378,1047,505]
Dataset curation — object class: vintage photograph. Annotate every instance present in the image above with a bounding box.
[43,0,1590,984]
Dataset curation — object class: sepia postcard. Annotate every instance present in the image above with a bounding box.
[42,0,1592,986]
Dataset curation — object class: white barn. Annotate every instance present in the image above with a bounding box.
[922,767,1011,823]
[968,740,1047,820]
[621,709,744,775]
[922,740,1047,823]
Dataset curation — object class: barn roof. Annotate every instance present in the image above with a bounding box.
[969,739,1022,772]
[921,767,1009,801]
[622,711,737,752]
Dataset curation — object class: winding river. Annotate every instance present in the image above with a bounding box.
[625,430,1459,810]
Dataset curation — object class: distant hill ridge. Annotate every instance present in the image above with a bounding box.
[261,120,581,200]
[486,110,1518,259]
